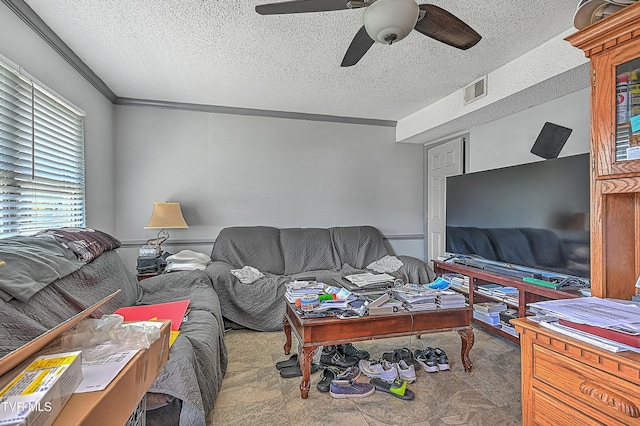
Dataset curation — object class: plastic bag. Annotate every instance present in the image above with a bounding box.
[60,314,161,361]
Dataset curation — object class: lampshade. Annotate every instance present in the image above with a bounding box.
[145,202,189,229]
[364,0,419,45]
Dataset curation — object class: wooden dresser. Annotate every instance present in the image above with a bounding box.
[514,319,640,425]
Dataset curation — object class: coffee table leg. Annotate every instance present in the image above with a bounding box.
[458,327,475,372]
[283,316,292,355]
[299,346,316,399]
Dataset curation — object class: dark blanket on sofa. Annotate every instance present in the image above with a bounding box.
[0,247,227,426]
[206,226,435,331]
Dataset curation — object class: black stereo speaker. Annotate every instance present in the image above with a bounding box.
[530,122,573,159]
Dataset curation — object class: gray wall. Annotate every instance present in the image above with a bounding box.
[468,88,591,172]
[0,3,116,233]
[114,105,425,270]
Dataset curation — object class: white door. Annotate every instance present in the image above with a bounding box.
[425,137,464,263]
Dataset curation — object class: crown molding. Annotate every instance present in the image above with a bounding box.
[4,0,396,127]
[2,0,117,102]
[114,97,396,127]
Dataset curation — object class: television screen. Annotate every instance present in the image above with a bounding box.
[445,153,590,279]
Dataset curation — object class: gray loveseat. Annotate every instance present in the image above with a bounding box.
[0,231,227,426]
[205,225,436,331]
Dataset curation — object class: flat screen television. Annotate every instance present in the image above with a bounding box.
[445,153,590,280]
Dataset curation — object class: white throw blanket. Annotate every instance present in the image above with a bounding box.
[230,266,265,284]
[165,250,212,272]
[367,255,404,273]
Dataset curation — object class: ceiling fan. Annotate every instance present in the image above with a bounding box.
[255,0,482,67]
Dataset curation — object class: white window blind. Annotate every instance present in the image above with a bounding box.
[0,61,85,236]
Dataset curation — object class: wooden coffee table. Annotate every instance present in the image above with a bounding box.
[283,303,474,398]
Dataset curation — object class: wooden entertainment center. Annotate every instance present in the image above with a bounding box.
[509,4,640,425]
[432,260,581,344]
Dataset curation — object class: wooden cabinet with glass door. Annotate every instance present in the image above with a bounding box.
[567,2,640,301]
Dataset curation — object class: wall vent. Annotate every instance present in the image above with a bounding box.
[463,75,487,105]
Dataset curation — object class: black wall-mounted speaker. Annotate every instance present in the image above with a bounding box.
[530,122,573,159]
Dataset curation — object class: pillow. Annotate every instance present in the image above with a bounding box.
[37,227,121,263]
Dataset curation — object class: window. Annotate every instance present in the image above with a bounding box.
[0,60,85,236]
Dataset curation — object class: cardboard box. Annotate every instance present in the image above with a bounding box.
[51,321,170,426]
[0,351,83,426]
[0,292,171,426]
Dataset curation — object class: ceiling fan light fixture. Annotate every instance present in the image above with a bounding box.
[363,0,419,44]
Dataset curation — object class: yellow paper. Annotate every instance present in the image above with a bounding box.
[169,330,180,347]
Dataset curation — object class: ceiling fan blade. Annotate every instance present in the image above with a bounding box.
[414,4,481,50]
[341,26,375,67]
[256,0,351,15]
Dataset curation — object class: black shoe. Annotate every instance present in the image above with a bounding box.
[316,366,341,392]
[320,346,359,368]
[338,343,369,360]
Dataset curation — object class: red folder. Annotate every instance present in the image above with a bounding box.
[558,319,640,348]
[114,300,190,331]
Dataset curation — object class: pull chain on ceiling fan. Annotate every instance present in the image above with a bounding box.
[255,0,482,67]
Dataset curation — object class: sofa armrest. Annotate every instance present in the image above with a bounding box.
[395,255,436,284]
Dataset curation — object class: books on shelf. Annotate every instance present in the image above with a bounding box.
[500,323,520,337]
[476,283,503,296]
[443,273,469,293]
[473,310,501,326]
[474,301,508,313]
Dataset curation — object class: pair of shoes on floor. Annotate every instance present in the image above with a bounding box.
[414,347,450,373]
[320,345,361,368]
[358,358,416,383]
[381,349,418,382]
[382,347,419,369]
[275,354,321,378]
[370,377,415,401]
[316,366,361,392]
[279,362,320,378]
[329,378,375,399]
[338,343,369,360]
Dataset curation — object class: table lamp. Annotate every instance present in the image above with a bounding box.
[144,202,189,253]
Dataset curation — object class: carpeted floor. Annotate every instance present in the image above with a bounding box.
[207,325,522,425]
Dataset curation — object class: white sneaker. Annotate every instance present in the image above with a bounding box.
[396,359,416,383]
[359,359,398,383]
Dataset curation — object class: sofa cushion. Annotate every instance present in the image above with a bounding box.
[330,226,390,269]
[211,226,285,275]
[280,228,339,275]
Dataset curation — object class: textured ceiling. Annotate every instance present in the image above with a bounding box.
[23,0,580,121]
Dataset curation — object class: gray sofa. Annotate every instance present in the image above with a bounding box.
[205,225,436,331]
[0,232,227,426]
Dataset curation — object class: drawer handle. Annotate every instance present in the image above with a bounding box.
[579,381,640,418]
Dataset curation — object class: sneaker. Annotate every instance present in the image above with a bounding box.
[414,348,438,373]
[396,360,417,383]
[338,343,370,360]
[336,366,360,381]
[320,346,359,368]
[329,379,375,399]
[434,348,450,371]
[359,359,398,383]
